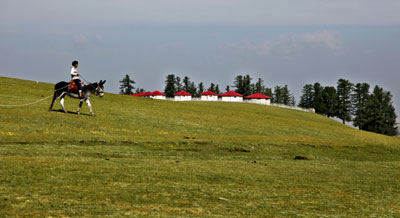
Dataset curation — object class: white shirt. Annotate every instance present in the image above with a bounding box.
[70,66,79,80]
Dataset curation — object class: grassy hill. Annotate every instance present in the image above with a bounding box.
[1,76,400,217]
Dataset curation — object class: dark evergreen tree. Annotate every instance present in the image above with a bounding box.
[225,85,230,92]
[364,86,397,136]
[273,86,282,104]
[336,79,354,124]
[352,83,370,130]
[197,82,205,96]
[290,96,296,107]
[183,76,190,92]
[208,83,216,93]
[233,74,252,95]
[298,84,313,108]
[243,75,252,96]
[313,82,326,114]
[215,85,220,94]
[135,88,146,93]
[281,85,292,105]
[263,88,273,98]
[119,74,135,95]
[188,82,197,96]
[233,75,244,94]
[322,86,338,118]
[182,76,197,96]
[175,76,183,92]
[164,74,176,97]
[254,78,265,94]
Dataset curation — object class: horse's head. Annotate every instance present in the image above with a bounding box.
[95,80,106,97]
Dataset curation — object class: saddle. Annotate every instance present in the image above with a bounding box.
[69,80,84,91]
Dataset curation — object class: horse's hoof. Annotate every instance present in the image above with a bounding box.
[77,111,80,115]
[90,113,94,116]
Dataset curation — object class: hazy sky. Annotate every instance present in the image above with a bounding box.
[1,0,399,114]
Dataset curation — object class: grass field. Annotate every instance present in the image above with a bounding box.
[1,76,400,217]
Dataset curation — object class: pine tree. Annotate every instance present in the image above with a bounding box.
[135,88,145,93]
[290,96,296,106]
[164,74,176,97]
[225,85,230,92]
[336,79,353,124]
[215,85,220,94]
[119,74,135,95]
[298,84,313,108]
[183,76,190,92]
[208,83,216,93]
[233,75,244,94]
[188,82,197,96]
[175,76,183,92]
[322,86,338,118]
[313,82,326,114]
[254,78,265,94]
[281,85,292,105]
[364,86,398,136]
[273,86,282,104]
[243,75,252,96]
[233,74,252,95]
[197,82,205,96]
[352,83,370,130]
[263,88,273,98]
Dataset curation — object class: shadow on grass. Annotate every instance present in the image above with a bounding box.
[49,109,92,116]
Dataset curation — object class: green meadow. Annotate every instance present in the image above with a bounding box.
[1,76,400,217]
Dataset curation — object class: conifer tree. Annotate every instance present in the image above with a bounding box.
[197,82,205,96]
[175,76,183,92]
[164,74,176,97]
[135,88,145,94]
[322,86,338,118]
[208,83,216,93]
[281,85,292,105]
[313,82,326,114]
[273,86,282,104]
[336,79,353,124]
[119,74,135,95]
[254,78,265,94]
[215,85,220,94]
[263,88,273,98]
[298,84,313,108]
[225,85,230,92]
[364,86,398,136]
[352,83,370,130]
[233,75,244,94]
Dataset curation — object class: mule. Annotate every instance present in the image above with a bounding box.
[49,80,106,116]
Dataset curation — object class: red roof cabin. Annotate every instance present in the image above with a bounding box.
[200,90,218,101]
[245,93,271,105]
[174,91,192,101]
[219,91,243,102]
[149,91,166,100]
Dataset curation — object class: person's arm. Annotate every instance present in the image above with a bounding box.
[71,67,80,76]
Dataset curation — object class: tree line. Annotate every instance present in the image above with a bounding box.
[299,79,397,136]
[120,74,397,136]
[163,74,295,106]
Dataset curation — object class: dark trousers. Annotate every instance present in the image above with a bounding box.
[73,79,82,91]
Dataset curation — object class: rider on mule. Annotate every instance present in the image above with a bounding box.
[71,60,83,98]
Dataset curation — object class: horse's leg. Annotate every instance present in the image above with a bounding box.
[77,99,84,115]
[86,99,93,116]
[49,92,58,111]
[59,93,67,113]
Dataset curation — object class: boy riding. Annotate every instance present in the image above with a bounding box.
[71,60,83,98]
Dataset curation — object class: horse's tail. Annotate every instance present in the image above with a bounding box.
[49,91,57,111]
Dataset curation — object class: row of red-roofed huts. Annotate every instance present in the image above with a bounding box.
[131,90,271,104]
